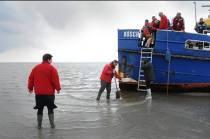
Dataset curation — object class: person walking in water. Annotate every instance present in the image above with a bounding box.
[96,60,121,101]
[28,54,61,129]
[141,59,155,100]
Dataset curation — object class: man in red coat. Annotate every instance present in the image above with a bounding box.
[150,16,160,45]
[158,12,169,29]
[141,19,153,47]
[150,16,160,32]
[172,12,185,31]
[96,60,121,101]
[28,53,61,129]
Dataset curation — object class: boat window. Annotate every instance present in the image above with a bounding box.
[185,40,210,51]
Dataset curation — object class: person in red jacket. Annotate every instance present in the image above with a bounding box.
[172,12,185,31]
[96,60,121,101]
[150,16,160,45]
[28,53,61,129]
[158,12,169,29]
[150,16,160,32]
[141,20,153,47]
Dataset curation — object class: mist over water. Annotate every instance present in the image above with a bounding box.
[0,63,210,139]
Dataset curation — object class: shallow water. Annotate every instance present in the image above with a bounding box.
[0,63,210,139]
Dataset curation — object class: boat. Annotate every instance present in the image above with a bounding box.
[118,29,210,92]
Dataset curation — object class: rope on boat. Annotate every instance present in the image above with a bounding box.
[166,31,171,96]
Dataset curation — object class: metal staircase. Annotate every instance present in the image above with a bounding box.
[137,48,153,91]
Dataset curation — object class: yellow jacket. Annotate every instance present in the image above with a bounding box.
[204,18,210,26]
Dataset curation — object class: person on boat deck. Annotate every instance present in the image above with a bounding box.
[150,16,160,45]
[28,54,61,129]
[141,19,153,48]
[141,59,155,100]
[151,16,160,31]
[204,15,210,30]
[96,60,121,101]
[195,18,208,34]
[158,12,169,30]
[172,12,185,32]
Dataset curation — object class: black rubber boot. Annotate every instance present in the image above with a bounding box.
[48,114,55,128]
[37,114,43,129]
[106,92,110,100]
[116,91,121,99]
[96,92,102,101]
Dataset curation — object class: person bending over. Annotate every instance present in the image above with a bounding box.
[96,60,121,101]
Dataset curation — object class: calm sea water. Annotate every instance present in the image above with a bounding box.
[0,63,210,139]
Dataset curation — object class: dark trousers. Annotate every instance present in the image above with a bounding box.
[146,81,152,89]
[96,80,111,100]
[35,95,56,115]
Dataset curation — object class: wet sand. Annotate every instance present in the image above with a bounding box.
[0,63,210,139]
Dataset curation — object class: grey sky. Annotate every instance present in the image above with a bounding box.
[0,1,209,62]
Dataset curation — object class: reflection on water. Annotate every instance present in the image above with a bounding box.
[0,63,210,139]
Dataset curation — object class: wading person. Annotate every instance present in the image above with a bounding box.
[142,59,155,100]
[96,60,121,101]
[28,54,61,129]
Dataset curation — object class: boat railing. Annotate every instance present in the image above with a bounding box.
[203,29,210,34]
[157,29,210,36]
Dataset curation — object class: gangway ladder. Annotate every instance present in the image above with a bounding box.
[137,48,153,92]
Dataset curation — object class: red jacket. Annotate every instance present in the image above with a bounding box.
[172,16,185,31]
[28,62,61,95]
[100,63,121,83]
[142,26,151,38]
[150,19,159,31]
[141,23,152,38]
[159,15,168,29]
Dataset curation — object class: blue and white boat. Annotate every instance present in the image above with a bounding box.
[118,29,210,92]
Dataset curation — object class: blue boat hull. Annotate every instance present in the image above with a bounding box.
[118,29,210,92]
